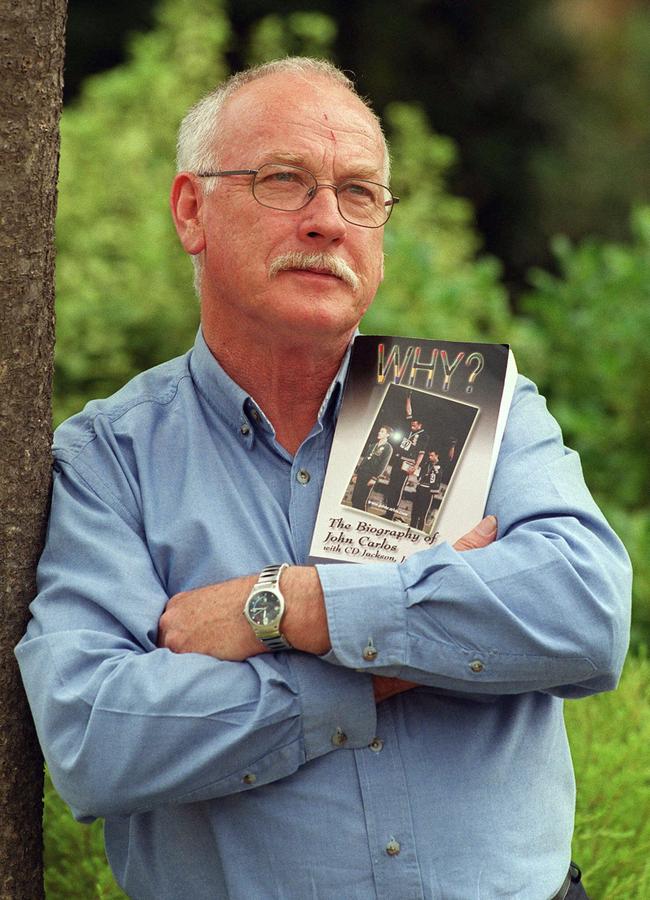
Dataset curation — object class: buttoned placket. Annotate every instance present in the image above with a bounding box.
[209,349,421,890]
[287,420,333,563]
[353,704,425,899]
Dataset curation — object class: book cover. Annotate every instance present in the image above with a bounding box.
[309,334,518,565]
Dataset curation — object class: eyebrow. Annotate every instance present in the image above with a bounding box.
[264,151,384,183]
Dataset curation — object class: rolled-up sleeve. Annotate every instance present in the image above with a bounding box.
[317,377,632,697]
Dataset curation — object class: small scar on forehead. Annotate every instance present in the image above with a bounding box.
[321,113,335,140]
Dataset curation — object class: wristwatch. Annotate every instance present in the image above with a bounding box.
[243,564,292,651]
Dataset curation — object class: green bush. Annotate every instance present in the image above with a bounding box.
[53,0,231,424]
[44,773,126,898]
[522,209,650,511]
[566,651,650,899]
[519,210,650,648]
[363,102,516,344]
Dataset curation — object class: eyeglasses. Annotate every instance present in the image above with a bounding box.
[195,163,399,228]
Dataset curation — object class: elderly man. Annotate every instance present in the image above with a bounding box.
[17,58,630,900]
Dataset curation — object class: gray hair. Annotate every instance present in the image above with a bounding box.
[177,57,389,180]
[175,57,389,294]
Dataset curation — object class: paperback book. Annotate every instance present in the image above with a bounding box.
[309,334,518,565]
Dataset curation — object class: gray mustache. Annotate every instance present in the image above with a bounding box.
[269,252,360,291]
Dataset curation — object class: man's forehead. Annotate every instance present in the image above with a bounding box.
[219,73,384,163]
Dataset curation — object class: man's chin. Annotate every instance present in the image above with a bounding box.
[269,296,364,340]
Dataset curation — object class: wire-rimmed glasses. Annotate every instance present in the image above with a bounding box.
[196,162,399,228]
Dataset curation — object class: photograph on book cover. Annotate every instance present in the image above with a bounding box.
[341,383,479,535]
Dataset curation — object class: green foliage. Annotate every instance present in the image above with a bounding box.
[246,11,337,65]
[523,209,650,508]
[565,651,650,899]
[607,506,650,651]
[519,209,650,648]
[44,773,126,898]
[363,103,517,343]
[54,0,232,423]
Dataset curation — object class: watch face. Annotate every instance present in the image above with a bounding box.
[248,591,281,626]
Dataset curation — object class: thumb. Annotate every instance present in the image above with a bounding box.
[452,515,497,552]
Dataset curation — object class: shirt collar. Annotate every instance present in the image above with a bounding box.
[189,327,351,446]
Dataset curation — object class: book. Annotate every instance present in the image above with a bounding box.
[309,334,518,565]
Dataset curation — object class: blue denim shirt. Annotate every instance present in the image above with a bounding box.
[16,329,631,900]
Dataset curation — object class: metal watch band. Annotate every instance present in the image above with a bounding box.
[257,564,286,586]
[248,563,292,650]
[261,634,292,651]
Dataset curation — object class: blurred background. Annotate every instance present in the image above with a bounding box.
[47,0,649,896]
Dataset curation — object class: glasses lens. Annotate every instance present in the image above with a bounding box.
[253,164,316,211]
[337,180,394,227]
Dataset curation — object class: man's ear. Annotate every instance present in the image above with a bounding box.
[170,173,206,256]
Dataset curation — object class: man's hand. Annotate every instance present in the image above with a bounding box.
[372,514,498,703]
[158,574,261,660]
[452,514,497,551]
[158,566,330,660]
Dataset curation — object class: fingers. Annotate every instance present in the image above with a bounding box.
[452,515,497,552]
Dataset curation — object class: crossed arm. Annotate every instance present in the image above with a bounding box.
[157,517,499,702]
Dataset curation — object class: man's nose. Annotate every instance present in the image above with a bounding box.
[297,183,347,245]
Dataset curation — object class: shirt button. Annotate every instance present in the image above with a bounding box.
[296,469,311,485]
[385,840,401,856]
[331,728,348,747]
[362,642,378,661]
[469,659,484,673]
[369,737,384,753]
[250,409,260,422]
[240,423,250,436]
[242,773,256,785]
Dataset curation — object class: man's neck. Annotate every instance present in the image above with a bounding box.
[203,328,352,455]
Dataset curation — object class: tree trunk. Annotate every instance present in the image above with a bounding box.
[0,2,67,897]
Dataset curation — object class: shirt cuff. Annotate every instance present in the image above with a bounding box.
[316,561,409,671]
[287,652,376,760]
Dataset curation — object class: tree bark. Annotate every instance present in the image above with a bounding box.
[0,2,67,897]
